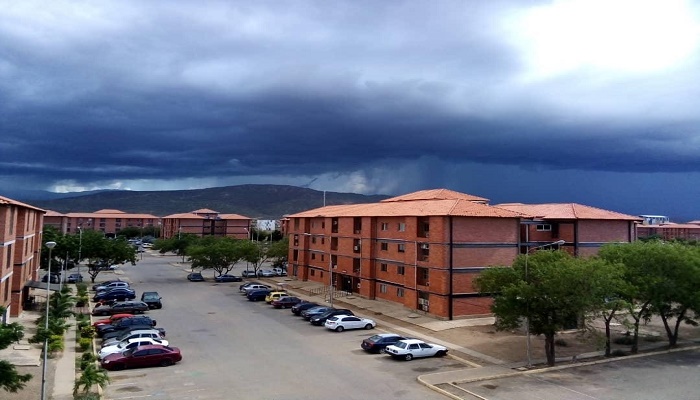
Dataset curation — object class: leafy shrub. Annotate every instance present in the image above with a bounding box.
[614,336,635,345]
[48,335,64,353]
[74,393,100,400]
[78,337,92,352]
[80,326,96,339]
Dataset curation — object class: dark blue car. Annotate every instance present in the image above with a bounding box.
[93,288,136,302]
[214,274,242,282]
[247,289,271,302]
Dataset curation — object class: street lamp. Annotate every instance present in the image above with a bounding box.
[77,227,82,280]
[524,239,565,368]
[41,241,57,400]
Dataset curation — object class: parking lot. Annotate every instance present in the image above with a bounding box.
[99,255,466,399]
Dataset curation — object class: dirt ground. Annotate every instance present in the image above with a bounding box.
[435,314,700,367]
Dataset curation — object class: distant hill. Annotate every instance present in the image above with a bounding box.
[20,184,391,219]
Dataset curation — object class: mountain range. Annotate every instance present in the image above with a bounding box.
[5,184,390,219]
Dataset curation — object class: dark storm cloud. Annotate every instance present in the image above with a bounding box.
[1,0,700,218]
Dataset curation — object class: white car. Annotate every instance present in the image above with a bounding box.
[101,329,164,348]
[257,269,275,277]
[324,315,376,332]
[98,337,169,359]
[384,339,448,361]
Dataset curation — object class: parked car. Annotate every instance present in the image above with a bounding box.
[242,284,270,294]
[67,273,84,283]
[214,274,243,282]
[301,306,334,320]
[325,315,376,332]
[361,333,408,354]
[93,301,149,316]
[140,292,163,309]
[93,314,135,327]
[93,288,136,302]
[101,325,166,342]
[384,339,448,361]
[99,337,170,360]
[247,289,271,302]
[187,272,205,282]
[92,279,123,291]
[265,291,289,304]
[257,269,276,277]
[291,301,320,316]
[101,329,166,348]
[241,270,257,278]
[101,344,182,371]
[272,267,287,276]
[310,309,355,325]
[95,281,130,292]
[239,281,264,292]
[41,274,60,284]
[272,296,302,309]
[97,316,156,337]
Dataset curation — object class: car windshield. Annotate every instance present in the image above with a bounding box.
[394,342,408,349]
[142,294,159,300]
[367,335,382,342]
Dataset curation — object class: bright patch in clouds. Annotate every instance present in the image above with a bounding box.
[514,0,700,78]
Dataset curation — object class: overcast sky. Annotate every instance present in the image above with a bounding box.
[1,1,699,220]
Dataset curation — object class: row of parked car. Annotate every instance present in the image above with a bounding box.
[186,268,287,282]
[91,280,163,315]
[89,280,182,371]
[237,280,449,360]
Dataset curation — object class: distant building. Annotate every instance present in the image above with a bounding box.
[637,223,700,241]
[0,195,45,320]
[639,215,670,225]
[255,219,278,232]
[43,209,159,236]
[161,208,251,239]
[286,189,641,319]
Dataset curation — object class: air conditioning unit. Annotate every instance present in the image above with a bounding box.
[418,298,426,305]
[421,304,429,312]
[420,243,429,249]
[354,230,361,234]
[353,246,360,251]
[333,264,337,269]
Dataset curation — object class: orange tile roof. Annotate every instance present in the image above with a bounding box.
[95,209,126,214]
[66,212,160,219]
[192,208,219,214]
[382,188,489,203]
[495,203,641,221]
[0,195,45,212]
[687,220,700,225]
[288,199,528,218]
[44,210,66,217]
[218,213,251,220]
[162,213,205,220]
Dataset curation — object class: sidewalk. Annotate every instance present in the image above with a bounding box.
[52,315,77,400]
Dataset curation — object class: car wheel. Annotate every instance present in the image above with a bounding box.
[160,359,173,367]
[436,350,447,357]
[404,353,413,361]
[335,326,344,332]
[378,347,387,354]
[365,324,373,330]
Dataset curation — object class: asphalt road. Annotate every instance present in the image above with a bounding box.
[100,253,463,400]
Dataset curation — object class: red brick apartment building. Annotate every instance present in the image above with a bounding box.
[286,189,640,320]
[161,209,251,239]
[44,209,160,235]
[0,195,45,320]
[636,222,700,241]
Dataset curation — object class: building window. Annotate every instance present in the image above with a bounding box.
[397,288,404,297]
[398,223,406,232]
[380,263,387,272]
[321,238,325,245]
[536,224,552,231]
[321,254,324,261]
[310,269,315,276]
[398,244,405,253]
[397,265,405,275]
[379,284,387,293]
[312,237,316,244]
[381,242,388,251]
[381,223,389,231]
[311,253,316,260]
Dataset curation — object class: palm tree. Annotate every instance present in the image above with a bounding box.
[73,364,110,396]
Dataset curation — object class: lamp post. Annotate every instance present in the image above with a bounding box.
[77,227,82,280]
[524,239,565,368]
[41,241,57,400]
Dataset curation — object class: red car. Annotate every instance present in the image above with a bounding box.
[101,344,182,371]
[92,314,134,327]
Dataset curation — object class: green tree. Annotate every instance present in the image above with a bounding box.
[0,307,32,393]
[80,232,137,283]
[73,363,110,396]
[153,234,199,262]
[475,250,597,366]
[599,241,700,350]
[188,237,248,276]
[267,237,289,267]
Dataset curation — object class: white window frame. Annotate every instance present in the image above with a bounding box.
[536,224,552,232]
